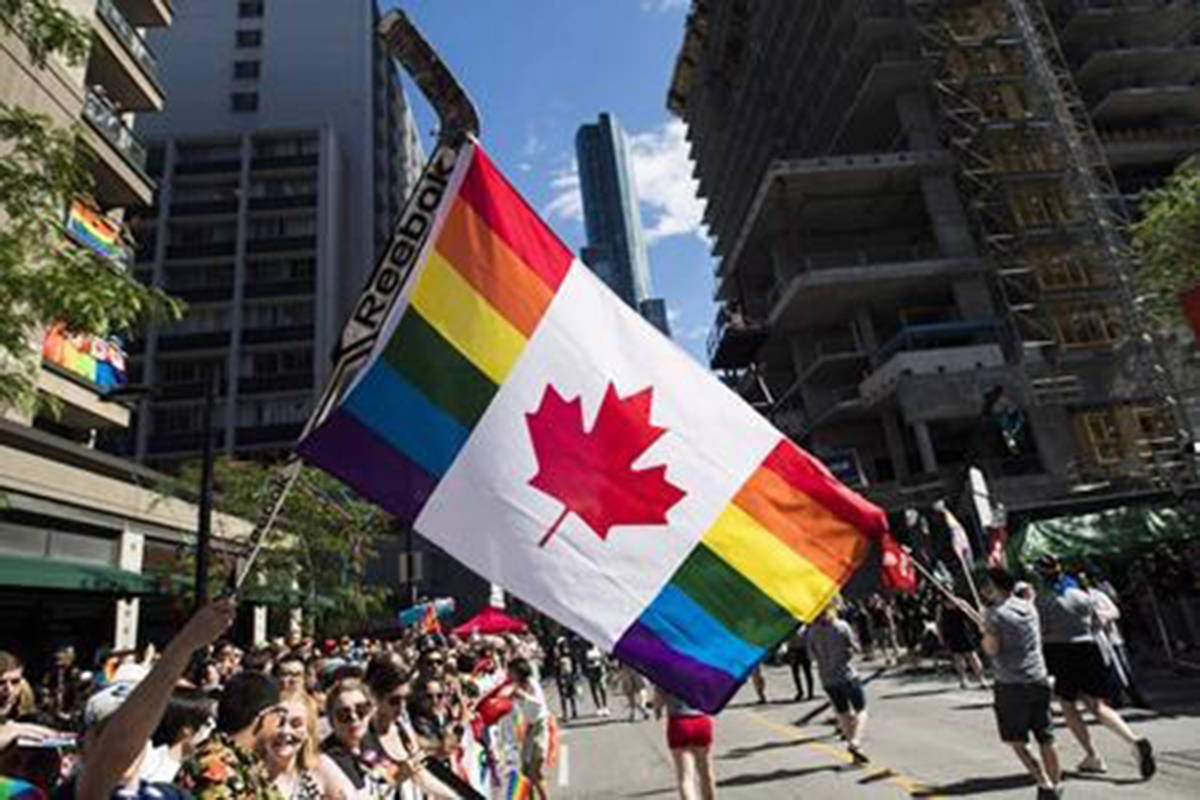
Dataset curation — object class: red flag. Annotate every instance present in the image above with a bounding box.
[881,531,917,594]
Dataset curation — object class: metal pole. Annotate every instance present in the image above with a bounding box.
[195,365,217,610]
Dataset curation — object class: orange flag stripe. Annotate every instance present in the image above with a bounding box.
[434,198,557,339]
[733,465,870,585]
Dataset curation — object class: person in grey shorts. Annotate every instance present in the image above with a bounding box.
[805,600,868,764]
[981,567,1063,800]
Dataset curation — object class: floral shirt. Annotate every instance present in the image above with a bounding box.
[177,733,282,800]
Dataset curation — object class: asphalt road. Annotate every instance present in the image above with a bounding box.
[549,661,1200,798]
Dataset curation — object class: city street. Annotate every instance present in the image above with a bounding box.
[554,664,1200,798]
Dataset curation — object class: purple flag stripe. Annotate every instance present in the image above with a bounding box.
[614,620,749,714]
[296,411,437,524]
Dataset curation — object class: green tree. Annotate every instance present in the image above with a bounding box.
[1132,156,1200,331]
[1,0,181,415]
[163,458,393,636]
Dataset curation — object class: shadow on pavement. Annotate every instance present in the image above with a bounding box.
[1063,772,1146,786]
[952,702,995,711]
[718,735,832,760]
[717,764,846,788]
[878,687,956,700]
[910,773,1034,796]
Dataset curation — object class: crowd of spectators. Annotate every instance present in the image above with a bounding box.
[0,600,566,800]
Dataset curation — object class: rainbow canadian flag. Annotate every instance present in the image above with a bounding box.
[299,141,887,712]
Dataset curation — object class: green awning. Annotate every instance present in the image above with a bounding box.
[0,553,158,595]
[1017,506,1188,562]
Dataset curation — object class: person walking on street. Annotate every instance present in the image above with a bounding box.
[938,595,989,689]
[581,644,610,717]
[652,687,715,800]
[786,626,814,702]
[551,639,578,722]
[806,600,869,764]
[981,567,1063,800]
[1034,556,1155,780]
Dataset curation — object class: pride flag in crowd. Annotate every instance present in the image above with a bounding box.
[299,140,888,712]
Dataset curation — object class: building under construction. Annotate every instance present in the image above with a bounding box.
[672,0,1199,517]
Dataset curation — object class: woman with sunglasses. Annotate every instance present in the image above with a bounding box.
[361,658,463,800]
[265,695,341,800]
[319,679,389,800]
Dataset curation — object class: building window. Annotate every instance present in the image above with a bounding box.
[235,29,262,47]
[232,92,259,112]
[238,1,264,18]
[233,60,260,79]
[1052,303,1122,349]
[1077,410,1122,466]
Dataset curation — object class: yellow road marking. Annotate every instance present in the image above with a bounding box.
[742,709,942,798]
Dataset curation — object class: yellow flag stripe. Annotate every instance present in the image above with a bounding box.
[410,251,527,385]
[701,503,840,623]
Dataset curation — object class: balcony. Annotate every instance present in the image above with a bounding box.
[707,307,769,370]
[113,0,172,27]
[767,245,984,332]
[89,0,163,111]
[859,320,1008,409]
[81,89,153,206]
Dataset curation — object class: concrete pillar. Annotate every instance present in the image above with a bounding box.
[882,411,911,481]
[114,529,145,651]
[914,420,939,474]
[896,93,977,259]
[252,606,268,648]
[288,607,304,641]
[953,277,996,320]
[855,308,880,365]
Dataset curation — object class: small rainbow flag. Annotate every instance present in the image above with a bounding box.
[504,771,531,800]
[65,200,125,263]
[299,140,887,712]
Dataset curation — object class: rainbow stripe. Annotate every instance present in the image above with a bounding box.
[505,771,532,800]
[613,439,879,710]
[298,147,572,518]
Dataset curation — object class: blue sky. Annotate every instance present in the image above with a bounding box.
[387,0,715,362]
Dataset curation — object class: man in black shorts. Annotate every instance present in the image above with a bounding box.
[981,567,1062,799]
[1034,556,1154,780]
[806,601,868,764]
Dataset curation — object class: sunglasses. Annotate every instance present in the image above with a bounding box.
[334,702,372,724]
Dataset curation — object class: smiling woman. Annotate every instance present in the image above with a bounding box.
[262,695,328,800]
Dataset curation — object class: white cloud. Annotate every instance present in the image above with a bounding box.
[641,0,689,12]
[543,119,708,246]
[521,130,545,159]
[667,306,682,324]
[517,162,533,172]
[628,119,708,244]
[682,324,709,342]
[542,166,582,222]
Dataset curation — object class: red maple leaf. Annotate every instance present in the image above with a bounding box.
[525,382,686,548]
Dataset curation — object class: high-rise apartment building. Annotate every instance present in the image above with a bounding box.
[1,0,257,655]
[577,113,673,336]
[674,0,1197,516]
[122,0,425,465]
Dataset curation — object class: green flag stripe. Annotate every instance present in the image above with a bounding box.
[383,310,498,428]
[670,544,797,648]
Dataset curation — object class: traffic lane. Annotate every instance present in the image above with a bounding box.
[747,665,1200,799]
[557,664,1200,798]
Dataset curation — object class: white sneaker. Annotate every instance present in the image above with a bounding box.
[1076,755,1107,774]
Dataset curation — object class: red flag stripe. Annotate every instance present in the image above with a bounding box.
[762,439,889,538]
[458,146,573,292]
